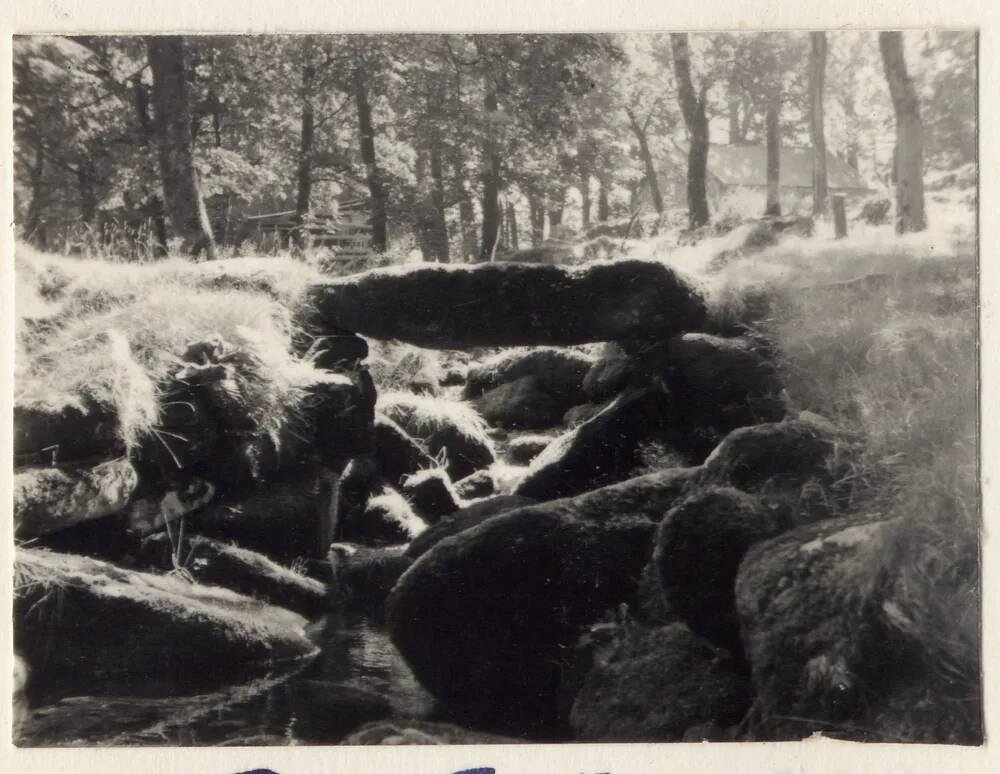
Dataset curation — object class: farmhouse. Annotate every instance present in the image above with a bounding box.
[643,143,874,213]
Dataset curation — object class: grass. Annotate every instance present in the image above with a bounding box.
[15,244,328,453]
[377,391,493,447]
[689,205,979,740]
[367,339,444,394]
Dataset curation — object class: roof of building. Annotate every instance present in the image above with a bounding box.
[704,143,871,190]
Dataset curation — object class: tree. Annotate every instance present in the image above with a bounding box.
[879,31,927,233]
[764,93,782,216]
[670,33,710,228]
[809,31,829,216]
[146,36,217,259]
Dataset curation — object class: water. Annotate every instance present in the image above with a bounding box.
[16,610,435,747]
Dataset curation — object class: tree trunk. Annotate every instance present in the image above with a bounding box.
[506,201,519,251]
[764,92,782,217]
[479,85,501,261]
[294,56,316,247]
[355,68,389,252]
[77,163,98,226]
[670,33,710,228]
[597,175,610,221]
[809,32,829,216]
[579,163,592,229]
[25,135,46,247]
[429,142,450,262]
[879,31,927,233]
[547,187,566,229]
[528,194,545,246]
[145,36,217,259]
[626,108,663,216]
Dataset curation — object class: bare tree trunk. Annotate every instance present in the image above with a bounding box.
[879,31,927,233]
[528,194,545,246]
[764,92,782,217]
[77,162,98,226]
[429,142,450,262]
[579,165,592,229]
[809,32,829,216]
[480,84,501,261]
[355,67,389,252]
[625,108,663,215]
[146,36,217,259]
[671,33,710,228]
[597,175,610,221]
[506,201,519,251]
[294,52,316,247]
[547,187,566,228]
[450,148,476,261]
[25,134,46,247]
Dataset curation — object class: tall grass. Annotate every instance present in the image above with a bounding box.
[15,245,327,452]
[711,235,979,739]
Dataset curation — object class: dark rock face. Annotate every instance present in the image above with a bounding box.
[735,516,904,739]
[387,468,698,723]
[139,533,329,615]
[309,260,707,349]
[453,469,497,499]
[703,420,837,493]
[311,334,370,368]
[654,487,789,649]
[343,720,523,745]
[515,389,673,501]
[14,399,121,466]
[506,435,552,465]
[475,376,569,430]
[380,395,496,482]
[569,623,751,741]
[374,414,435,486]
[563,402,603,427]
[14,549,317,683]
[662,333,785,445]
[193,467,335,561]
[463,347,593,402]
[14,459,139,539]
[582,343,634,404]
[400,468,460,524]
[405,495,536,560]
[329,543,412,608]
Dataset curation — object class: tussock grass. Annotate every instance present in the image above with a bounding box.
[15,245,327,452]
[709,227,979,739]
[367,340,444,393]
[377,391,492,446]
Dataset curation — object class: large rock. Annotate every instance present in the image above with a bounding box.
[735,516,905,739]
[308,260,707,349]
[582,343,634,404]
[515,388,673,501]
[374,414,435,486]
[14,549,317,683]
[328,544,413,607]
[139,533,329,615]
[506,434,552,465]
[453,469,497,499]
[341,488,427,546]
[193,467,336,561]
[463,347,594,401]
[475,375,569,430]
[703,420,837,493]
[569,623,751,741]
[14,399,121,466]
[387,467,698,723]
[661,333,785,441]
[400,468,460,524]
[405,495,536,560]
[14,459,139,539]
[653,487,789,649]
[379,393,496,481]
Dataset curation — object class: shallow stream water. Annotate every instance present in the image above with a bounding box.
[17,610,434,747]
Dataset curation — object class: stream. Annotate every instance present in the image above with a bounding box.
[16,610,435,746]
